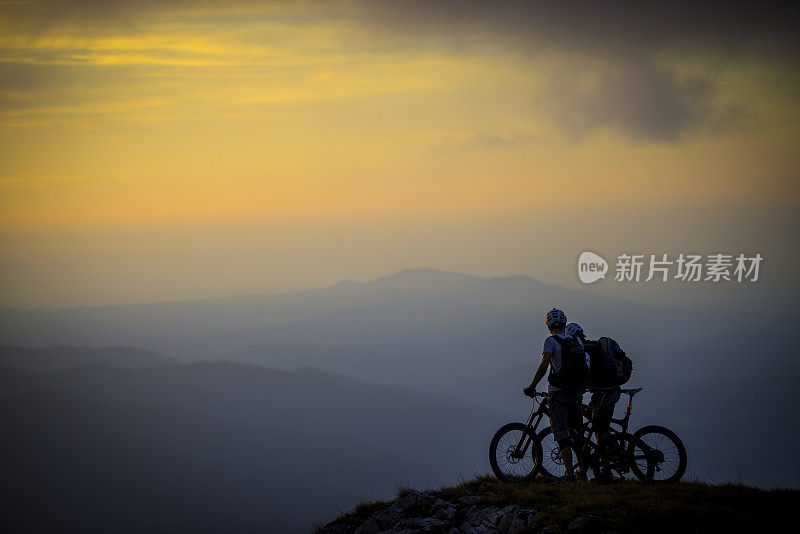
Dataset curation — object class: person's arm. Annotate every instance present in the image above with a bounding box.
[524,352,552,393]
[529,352,551,388]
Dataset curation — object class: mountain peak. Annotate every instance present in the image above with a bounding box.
[383,268,483,282]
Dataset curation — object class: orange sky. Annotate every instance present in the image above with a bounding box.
[1,1,798,307]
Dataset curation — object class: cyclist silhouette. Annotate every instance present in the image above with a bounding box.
[523,308,588,480]
[566,322,622,447]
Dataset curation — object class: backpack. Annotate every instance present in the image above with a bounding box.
[548,334,589,390]
[588,337,632,388]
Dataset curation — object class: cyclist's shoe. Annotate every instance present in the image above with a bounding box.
[574,469,588,481]
[595,468,613,485]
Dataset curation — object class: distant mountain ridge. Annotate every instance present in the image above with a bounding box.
[0,268,677,357]
[0,345,180,371]
[1,268,798,490]
[1,360,512,533]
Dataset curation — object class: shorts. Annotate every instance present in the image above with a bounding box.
[589,388,621,434]
[548,389,583,442]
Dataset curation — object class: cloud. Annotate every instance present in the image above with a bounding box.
[7,1,797,54]
[353,0,798,142]
[1,1,796,141]
[0,1,321,33]
[468,131,541,148]
[354,1,800,58]
[542,58,731,143]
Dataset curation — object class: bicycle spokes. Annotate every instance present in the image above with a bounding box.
[490,423,540,482]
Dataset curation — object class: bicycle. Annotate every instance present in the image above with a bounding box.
[537,387,687,483]
[488,392,550,482]
[489,391,656,483]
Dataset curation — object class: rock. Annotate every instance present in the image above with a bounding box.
[457,524,497,534]
[456,504,522,533]
[318,520,355,534]
[391,492,436,513]
[499,508,537,534]
[539,525,562,534]
[371,507,400,529]
[433,503,458,523]
[464,505,479,520]
[497,508,517,533]
[566,515,610,533]
[432,499,452,511]
[468,506,502,526]
[508,515,527,534]
[353,517,381,534]
[387,516,450,533]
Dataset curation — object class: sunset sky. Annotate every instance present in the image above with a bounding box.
[1,1,798,308]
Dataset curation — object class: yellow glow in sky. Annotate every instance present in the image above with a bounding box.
[0,2,798,307]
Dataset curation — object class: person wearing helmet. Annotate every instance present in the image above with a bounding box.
[565,322,584,339]
[569,322,622,445]
[523,308,588,480]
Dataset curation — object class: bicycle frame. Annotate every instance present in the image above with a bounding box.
[510,395,549,460]
[555,388,646,475]
[610,388,643,433]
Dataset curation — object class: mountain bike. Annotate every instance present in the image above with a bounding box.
[488,392,550,482]
[489,391,656,483]
[537,387,687,483]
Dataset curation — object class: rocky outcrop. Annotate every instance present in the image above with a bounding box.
[317,490,619,534]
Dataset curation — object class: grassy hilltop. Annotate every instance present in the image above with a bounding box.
[317,475,799,534]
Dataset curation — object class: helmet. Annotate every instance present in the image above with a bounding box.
[565,322,584,338]
[545,308,567,328]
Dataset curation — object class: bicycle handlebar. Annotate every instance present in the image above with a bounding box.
[525,388,642,399]
[524,390,548,399]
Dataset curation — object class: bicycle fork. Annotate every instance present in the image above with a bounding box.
[511,410,544,460]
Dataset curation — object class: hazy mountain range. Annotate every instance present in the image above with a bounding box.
[1,269,797,531]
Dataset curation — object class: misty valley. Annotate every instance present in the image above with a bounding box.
[1,270,797,532]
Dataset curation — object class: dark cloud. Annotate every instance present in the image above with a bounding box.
[543,58,729,143]
[5,1,798,54]
[355,1,798,142]
[355,1,800,58]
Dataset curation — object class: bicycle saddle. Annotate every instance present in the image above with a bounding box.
[620,387,643,395]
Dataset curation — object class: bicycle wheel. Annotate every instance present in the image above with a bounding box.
[489,422,541,482]
[536,427,577,479]
[596,432,654,483]
[632,425,687,483]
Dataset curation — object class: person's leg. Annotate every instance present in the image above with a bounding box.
[591,391,609,444]
[566,391,586,479]
[593,389,621,443]
[549,392,575,478]
[558,440,574,476]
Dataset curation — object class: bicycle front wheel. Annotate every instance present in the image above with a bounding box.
[632,425,687,483]
[489,422,541,483]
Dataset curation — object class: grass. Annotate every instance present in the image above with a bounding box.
[333,474,800,533]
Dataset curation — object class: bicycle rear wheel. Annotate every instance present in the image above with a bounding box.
[489,423,541,482]
[596,432,654,482]
[632,425,687,483]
